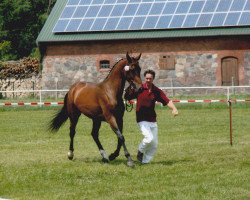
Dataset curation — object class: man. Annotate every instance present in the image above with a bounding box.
[125,69,178,164]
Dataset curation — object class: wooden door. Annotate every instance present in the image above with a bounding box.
[221,57,239,86]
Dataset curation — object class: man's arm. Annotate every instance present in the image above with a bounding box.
[167,100,178,116]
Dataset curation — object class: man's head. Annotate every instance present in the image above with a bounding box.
[144,69,155,87]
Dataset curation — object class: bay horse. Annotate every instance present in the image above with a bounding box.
[49,52,142,167]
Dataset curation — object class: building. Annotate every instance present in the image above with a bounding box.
[37,0,250,91]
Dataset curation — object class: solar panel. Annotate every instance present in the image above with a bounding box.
[210,13,226,26]
[143,16,159,29]
[189,1,205,13]
[97,5,113,17]
[225,12,241,26]
[162,2,178,14]
[197,14,213,27]
[53,0,250,33]
[216,0,232,12]
[116,17,133,30]
[182,14,199,28]
[169,15,185,28]
[130,16,145,29]
[176,1,191,14]
[239,11,250,24]
[230,0,245,11]
[137,3,152,15]
[149,3,165,15]
[156,15,172,28]
[203,0,218,12]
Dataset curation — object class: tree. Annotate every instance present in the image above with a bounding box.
[0,0,56,60]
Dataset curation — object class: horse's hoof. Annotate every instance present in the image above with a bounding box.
[67,151,74,160]
[109,153,118,161]
[102,158,109,163]
[127,160,135,168]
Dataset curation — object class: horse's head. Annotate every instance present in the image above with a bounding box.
[123,52,142,91]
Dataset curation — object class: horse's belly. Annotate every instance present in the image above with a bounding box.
[77,104,103,118]
[74,87,103,117]
[72,84,120,120]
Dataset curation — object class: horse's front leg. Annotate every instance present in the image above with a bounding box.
[109,116,123,161]
[109,139,122,161]
[91,119,109,163]
[115,128,134,167]
[108,116,134,167]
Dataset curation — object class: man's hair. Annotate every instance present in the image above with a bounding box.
[144,69,155,79]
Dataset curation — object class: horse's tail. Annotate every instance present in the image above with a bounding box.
[48,93,69,132]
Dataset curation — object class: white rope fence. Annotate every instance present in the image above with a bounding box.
[0,86,250,107]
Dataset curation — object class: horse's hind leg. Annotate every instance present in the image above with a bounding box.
[68,108,81,160]
[91,119,109,163]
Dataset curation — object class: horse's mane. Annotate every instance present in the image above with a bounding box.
[104,58,124,81]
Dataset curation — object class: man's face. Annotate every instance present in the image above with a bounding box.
[145,73,154,86]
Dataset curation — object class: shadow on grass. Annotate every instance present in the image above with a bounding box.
[71,156,128,166]
[151,159,193,166]
[71,156,193,167]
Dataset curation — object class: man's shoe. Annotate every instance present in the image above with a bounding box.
[137,151,143,163]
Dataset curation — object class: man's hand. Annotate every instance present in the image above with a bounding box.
[172,109,178,117]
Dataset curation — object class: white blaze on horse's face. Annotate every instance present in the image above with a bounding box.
[124,65,130,71]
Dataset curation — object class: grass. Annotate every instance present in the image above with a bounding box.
[0,104,250,200]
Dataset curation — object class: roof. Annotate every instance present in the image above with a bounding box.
[36,0,250,46]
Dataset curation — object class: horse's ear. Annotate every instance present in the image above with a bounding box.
[126,52,132,63]
[135,53,141,60]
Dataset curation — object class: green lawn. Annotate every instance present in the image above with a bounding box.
[0,105,249,200]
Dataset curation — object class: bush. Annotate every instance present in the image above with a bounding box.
[0,41,17,61]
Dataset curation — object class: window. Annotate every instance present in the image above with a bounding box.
[159,55,175,70]
[100,60,110,69]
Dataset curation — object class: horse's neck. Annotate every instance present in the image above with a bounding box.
[103,60,126,97]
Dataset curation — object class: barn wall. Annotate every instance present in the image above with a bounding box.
[41,37,250,90]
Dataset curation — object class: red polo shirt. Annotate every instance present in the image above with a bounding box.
[128,83,170,122]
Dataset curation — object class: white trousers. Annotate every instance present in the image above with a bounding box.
[138,121,158,164]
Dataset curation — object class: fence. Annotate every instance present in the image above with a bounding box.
[0,86,250,106]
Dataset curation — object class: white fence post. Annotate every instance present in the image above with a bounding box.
[39,90,42,107]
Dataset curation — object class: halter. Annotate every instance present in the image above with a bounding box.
[125,82,136,112]
[125,100,134,112]
[122,54,141,112]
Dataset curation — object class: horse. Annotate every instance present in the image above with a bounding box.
[49,52,142,167]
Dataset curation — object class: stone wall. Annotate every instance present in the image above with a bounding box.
[41,37,250,92]
[42,54,125,90]
[41,52,219,90]
[1,51,250,98]
[243,53,250,85]
[0,75,42,98]
[2,38,250,98]
[158,53,218,87]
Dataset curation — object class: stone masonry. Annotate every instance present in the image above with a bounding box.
[0,75,42,98]
[40,37,250,94]
[2,37,250,98]
[41,53,218,89]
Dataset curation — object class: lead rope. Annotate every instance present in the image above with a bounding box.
[125,100,134,112]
